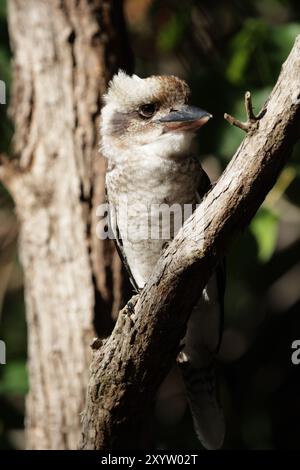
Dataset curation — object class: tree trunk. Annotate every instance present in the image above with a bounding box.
[4,0,133,450]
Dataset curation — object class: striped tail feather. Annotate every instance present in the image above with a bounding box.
[180,361,225,450]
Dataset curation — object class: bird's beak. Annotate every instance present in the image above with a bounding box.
[156,105,212,132]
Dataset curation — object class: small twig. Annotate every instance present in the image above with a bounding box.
[224,91,265,133]
[223,113,249,132]
[245,91,256,122]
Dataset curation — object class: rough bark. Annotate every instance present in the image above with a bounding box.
[2,0,132,450]
[80,35,300,449]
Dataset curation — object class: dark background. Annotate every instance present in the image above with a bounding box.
[1,0,300,449]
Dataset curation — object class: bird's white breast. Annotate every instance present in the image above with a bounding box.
[106,152,202,289]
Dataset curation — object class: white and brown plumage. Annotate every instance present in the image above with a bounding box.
[101,71,225,449]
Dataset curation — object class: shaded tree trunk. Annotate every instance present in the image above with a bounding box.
[4,0,133,450]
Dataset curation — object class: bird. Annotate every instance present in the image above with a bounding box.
[100,71,225,449]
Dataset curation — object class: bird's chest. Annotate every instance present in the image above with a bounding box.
[106,158,200,287]
[107,157,198,205]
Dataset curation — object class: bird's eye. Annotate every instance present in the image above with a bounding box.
[138,103,158,119]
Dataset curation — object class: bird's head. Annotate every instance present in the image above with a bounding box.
[101,71,212,162]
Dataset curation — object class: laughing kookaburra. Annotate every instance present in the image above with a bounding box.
[101,71,225,449]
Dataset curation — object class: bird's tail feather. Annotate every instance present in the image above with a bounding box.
[180,361,225,450]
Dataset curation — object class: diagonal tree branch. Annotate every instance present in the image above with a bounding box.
[80,35,300,450]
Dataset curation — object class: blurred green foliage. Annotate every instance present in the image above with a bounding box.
[0,361,28,395]
[250,208,279,263]
[1,0,300,450]
[157,10,189,52]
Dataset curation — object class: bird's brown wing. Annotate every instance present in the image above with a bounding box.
[114,219,140,293]
[196,161,212,199]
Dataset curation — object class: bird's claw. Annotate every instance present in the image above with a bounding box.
[126,294,139,316]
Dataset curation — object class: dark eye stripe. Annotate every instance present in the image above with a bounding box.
[109,110,131,135]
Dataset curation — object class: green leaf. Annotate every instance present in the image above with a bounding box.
[157,13,187,53]
[269,23,300,66]
[0,0,6,19]
[226,19,300,88]
[0,360,28,395]
[226,19,269,86]
[250,208,279,263]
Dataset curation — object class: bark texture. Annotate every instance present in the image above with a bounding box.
[80,35,300,449]
[2,0,132,450]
